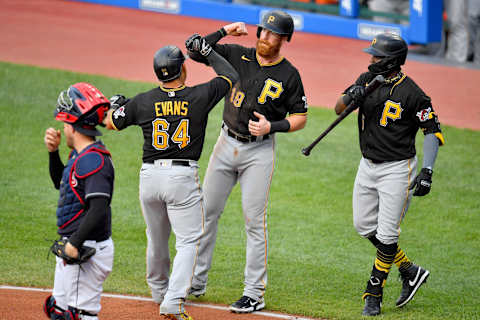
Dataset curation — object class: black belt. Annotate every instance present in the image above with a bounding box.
[145,159,191,166]
[368,158,386,164]
[222,123,269,143]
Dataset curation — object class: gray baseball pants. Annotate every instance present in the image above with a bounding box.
[139,160,204,314]
[353,157,417,245]
[192,126,275,300]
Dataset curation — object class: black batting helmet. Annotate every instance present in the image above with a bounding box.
[257,10,294,42]
[55,82,110,136]
[153,45,186,82]
[363,33,408,75]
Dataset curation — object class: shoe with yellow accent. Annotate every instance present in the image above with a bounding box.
[396,264,430,308]
[161,311,193,320]
[362,295,382,316]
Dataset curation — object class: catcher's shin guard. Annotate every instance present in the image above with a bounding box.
[43,295,65,320]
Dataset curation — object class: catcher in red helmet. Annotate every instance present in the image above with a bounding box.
[43,82,115,320]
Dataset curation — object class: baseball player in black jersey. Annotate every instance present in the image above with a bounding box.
[104,41,238,320]
[334,33,445,316]
[187,10,308,313]
[43,82,114,320]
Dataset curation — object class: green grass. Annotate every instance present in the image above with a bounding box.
[1,61,479,319]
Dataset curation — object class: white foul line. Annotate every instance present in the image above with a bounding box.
[0,285,316,320]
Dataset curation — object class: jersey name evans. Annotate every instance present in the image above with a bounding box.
[155,100,189,116]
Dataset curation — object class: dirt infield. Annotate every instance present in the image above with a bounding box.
[0,286,318,320]
[0,0,478,130]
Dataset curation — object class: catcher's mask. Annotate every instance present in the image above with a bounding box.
[257,10,294,42]
[55,82,110,136]
[363,33,408,75]
[153,45,186,82]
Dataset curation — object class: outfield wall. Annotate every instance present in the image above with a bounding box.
[70,0,442,44]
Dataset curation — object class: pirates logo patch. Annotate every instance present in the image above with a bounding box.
[416,107,432,122]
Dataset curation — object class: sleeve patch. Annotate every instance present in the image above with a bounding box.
[113,106,126,119]
[75,152,104,178]
[416,107,432,122]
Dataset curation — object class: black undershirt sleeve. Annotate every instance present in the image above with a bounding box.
[204,28,226,46]
[49,150,64,189]
[206,49,239,84]
[68,197,109,249]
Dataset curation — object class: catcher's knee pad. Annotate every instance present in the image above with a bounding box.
[43,295,65,319]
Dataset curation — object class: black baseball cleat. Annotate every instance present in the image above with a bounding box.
[396,264,430,307]
[229,295,265,313]
[362,295,382,316]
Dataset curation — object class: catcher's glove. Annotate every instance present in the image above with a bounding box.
[50,239,96,265]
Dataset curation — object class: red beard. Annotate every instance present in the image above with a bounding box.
[256,39,280,59]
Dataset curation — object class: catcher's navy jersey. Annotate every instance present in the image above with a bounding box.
[111,77,232,162]
[346,72,444,162]
[213,44,308,135]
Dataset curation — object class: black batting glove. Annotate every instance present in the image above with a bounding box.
[346,85,366,108]
[109,95,129,110]
[185,34,212,57]
[185,33,202,52]
[409,168,433,196]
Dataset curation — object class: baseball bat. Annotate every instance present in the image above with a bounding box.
[301,75,385,156]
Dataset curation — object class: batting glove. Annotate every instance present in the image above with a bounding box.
[109,95,129,110]
[409,167,433,196]
[346,85,366,108]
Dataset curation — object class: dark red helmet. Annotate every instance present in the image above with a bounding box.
[55,82,110,136]
[257,10,294,42]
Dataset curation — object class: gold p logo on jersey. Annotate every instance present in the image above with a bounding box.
[267,15,275,24]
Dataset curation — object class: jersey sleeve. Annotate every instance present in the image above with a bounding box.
[203,77,232,113]
[413,94,445,145]
[286,69,308,115]
[111,97,138,130]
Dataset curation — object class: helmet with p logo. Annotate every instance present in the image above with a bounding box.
[256,10,294,42]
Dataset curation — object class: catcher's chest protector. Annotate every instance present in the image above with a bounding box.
[56,143,110,229]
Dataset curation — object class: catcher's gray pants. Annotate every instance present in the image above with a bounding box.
[353,157,417,245]
[192,126,275,301]
[139,160,204,314]
[53,238,114,319]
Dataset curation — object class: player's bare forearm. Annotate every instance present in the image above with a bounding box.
[335,95,348,115]
[103,109,115,130]
[287,114,307,132]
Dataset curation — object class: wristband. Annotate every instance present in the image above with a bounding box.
[219,27,227,37]
[270,119,290,133]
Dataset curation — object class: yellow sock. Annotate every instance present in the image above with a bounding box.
[394,247,412,273]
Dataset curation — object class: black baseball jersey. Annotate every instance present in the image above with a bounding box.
[111,78,232,162]
[213,44,308,135]
[345,71,443,162]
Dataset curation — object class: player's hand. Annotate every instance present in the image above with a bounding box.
[249,111,271,136]
[185,34,212,57]
[44,127,61,152]
[65,241,79,259]
[409,168,433,196]
[346,85,366,109]
[185,33,202,52]
[223,22,248,36]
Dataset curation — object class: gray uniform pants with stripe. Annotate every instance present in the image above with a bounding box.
[192,127,275,300]
[139,161,204,314]
[353,157,417,245]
